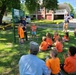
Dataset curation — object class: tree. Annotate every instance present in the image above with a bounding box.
[68,3,74,13]
[0,0,58,24]
[25,0,58,13]
[43,0,58,10]
[25,0,39,14]
[64,2,74,13]
[0,0,20,24]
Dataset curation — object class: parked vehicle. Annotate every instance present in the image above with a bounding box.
[26,16,31,24]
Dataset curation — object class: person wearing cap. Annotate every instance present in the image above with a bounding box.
[19,41,50,75]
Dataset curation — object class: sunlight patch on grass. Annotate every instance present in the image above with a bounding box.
[0,67,11,74]
[32,20,63,24]
[0,38,7,40]
[37,52,46,59]
[37,52,49,59]
[5,42,13,48]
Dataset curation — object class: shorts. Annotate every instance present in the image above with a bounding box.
[20,38,24,39]
[64,20,69,23]
[32,31,36,35]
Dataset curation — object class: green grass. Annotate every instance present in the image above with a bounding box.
[0,24,76,75]
[32,19,63,24]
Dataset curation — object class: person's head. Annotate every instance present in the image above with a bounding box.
[32,23,35,26]
[68,46,76,56]
[57,38,62,42]
[42,36,46,41]
[21,23,24,28]
[22,17,25,20]
[30,41,39,55]
[65,13,69,16]
[54,31,58,36]
[18,23,21,27]
[46,32,52,38]
[50,48,58,58]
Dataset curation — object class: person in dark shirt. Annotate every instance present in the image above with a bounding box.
[20,17,28,41]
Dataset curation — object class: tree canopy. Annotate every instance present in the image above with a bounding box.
[0,0,58,24]
[43,0,58,10]
[0,0,20,24]
[25,0,58,13]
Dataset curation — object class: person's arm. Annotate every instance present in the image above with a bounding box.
[42,61,51,75]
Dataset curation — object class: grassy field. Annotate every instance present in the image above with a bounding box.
[0,22,76,75]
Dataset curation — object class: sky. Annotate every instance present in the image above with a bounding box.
[58,0,76,9]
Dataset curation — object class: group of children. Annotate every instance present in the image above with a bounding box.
[18,23,37,44]
[18,22,76,75]
[39,31,70,53]
[39,31,76,75]
[46,46,76,75]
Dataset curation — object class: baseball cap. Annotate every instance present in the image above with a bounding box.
[30,41,39,52]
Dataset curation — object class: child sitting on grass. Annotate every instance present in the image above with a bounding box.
[46,32,53,48]
[62,32,69,42]
[46,48,61,75]
[54,38,63,53]
[61,46,76,74]
[39,36,48,51]
[53,31,60,42]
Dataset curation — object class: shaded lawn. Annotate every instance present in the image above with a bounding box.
[0,26,76,75]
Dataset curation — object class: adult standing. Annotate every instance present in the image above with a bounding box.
[20,17,28,41]
[63,14,72,32]
[19,41,50,75]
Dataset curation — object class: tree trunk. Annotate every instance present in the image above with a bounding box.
[0,3,6,25]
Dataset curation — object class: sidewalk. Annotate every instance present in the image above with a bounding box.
[36,19,76,32]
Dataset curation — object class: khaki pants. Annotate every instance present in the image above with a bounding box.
[63,23,68,31]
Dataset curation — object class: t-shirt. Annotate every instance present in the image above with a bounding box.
[40,41,48,51]
[31,25,36,32]
[64,55,76,73]
[21,20,26,26]
[53,35,60,41]
[63,35,69,41]
[19,54,49,75]
[55,41,63,52]
[64,16,71,23]
[46,37,52,46]
[20,27,24,38]
[46,57,60,74]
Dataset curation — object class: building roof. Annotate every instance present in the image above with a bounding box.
[58,3,71,13]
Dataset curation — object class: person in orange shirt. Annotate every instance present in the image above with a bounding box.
[39,36,48,51]
[31,23,37,38]
[46,33,53,48]
[54,38,63,53]
[53,32,60,42]
[18,23,21,43]
[46,48,61,75]
[19,24,24,44]
[62,32,69,42]
[63,46,76,74]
